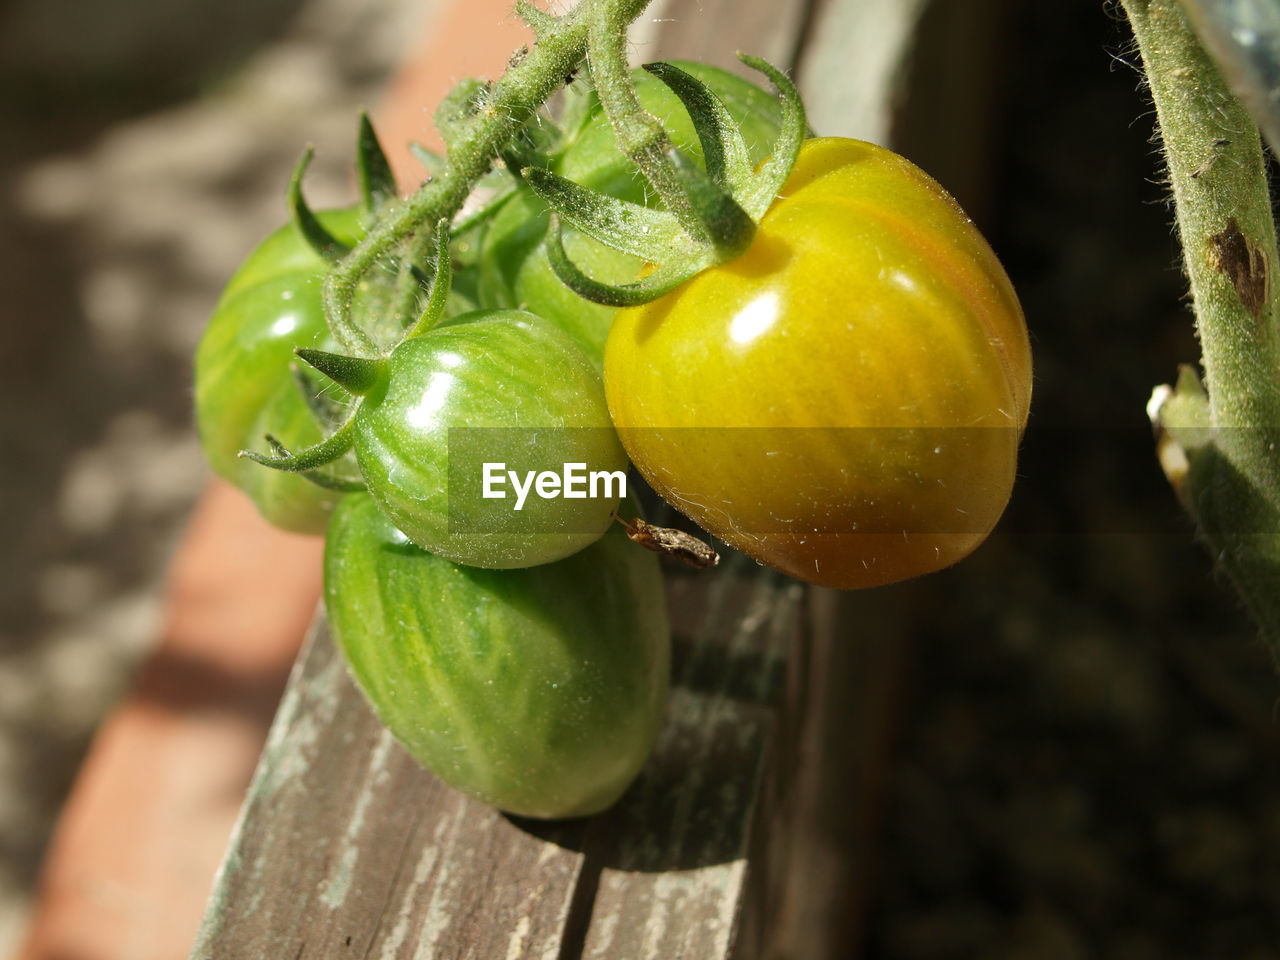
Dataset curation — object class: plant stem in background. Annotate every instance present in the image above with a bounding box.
[1122,0,1280,645]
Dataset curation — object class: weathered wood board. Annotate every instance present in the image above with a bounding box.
[190,554,804,959]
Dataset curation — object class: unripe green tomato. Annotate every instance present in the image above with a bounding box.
[605,138,1032,590]
[324,492,670,819]
[194,208,364,533]
[353,309,628,568]
[479,62,784,368]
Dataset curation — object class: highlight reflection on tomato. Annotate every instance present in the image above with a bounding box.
[604,138,1032,589]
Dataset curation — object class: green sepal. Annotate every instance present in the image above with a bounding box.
[263,436,366,493]
[736,54,807,220]
[665,147,755,260]
[295,349,387,396]
[288,146,351,263]
[522,165,684,259]
[405,221,453,339]
[642,61,753,192]
[240,415,357,473]
[357,112,398,213]
[544,217,710,306]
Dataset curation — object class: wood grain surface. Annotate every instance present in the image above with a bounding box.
[191,555,803,959]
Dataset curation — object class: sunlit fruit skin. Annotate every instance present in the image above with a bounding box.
[354,309,628,569]
[604,138,1032,589]
[324,492,670,819]
[194,207,364,533]
[479,62,783,369]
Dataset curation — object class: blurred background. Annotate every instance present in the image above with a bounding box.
[3,0,1280,957]
[0,0,433,949]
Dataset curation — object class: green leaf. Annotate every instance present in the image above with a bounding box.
[357,112,398,212]
[549,75,597,152]
[451,181,518,236]
[288,146,352,263]
[523,166,684,259]
[436,78,491,150]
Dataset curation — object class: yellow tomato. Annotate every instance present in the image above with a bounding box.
[604,138,1031,589]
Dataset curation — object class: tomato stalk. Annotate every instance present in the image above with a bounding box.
[524,52,806,307]
[1122,0,1280,646]
[584,0,753,251]
[320,0,655,357]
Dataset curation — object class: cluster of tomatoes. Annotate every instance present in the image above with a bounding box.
[194,62,1030,818]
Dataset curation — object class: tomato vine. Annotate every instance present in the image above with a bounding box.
[1122,0,1280,646]
[193,0,1036,816]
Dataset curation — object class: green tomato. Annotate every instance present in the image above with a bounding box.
[353,309,628,569]
[324,491,670,819]
[479,61,784,368]
[194,208,364,533]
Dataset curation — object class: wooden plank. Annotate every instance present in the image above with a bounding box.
[573,559,804,960]
[190,548,804,959]
[189,618,585,959]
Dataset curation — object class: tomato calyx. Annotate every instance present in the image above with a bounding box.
[237,219,454,485]
[294,350,388,395]
[240,414,360,483]
[521,54,806,307]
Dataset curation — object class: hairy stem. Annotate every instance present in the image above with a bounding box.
[1122,0,1280,644]
[585,0,707,239]
[323,0,653,355]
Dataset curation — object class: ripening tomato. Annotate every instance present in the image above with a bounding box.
[604,138,1032,589]
[194,208,365,533]
[325,492,670,819]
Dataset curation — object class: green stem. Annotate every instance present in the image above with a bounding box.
[323,0,654,356]
[390,227,435,330]
[1122,0,1280,644]
[585,0,709,240]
